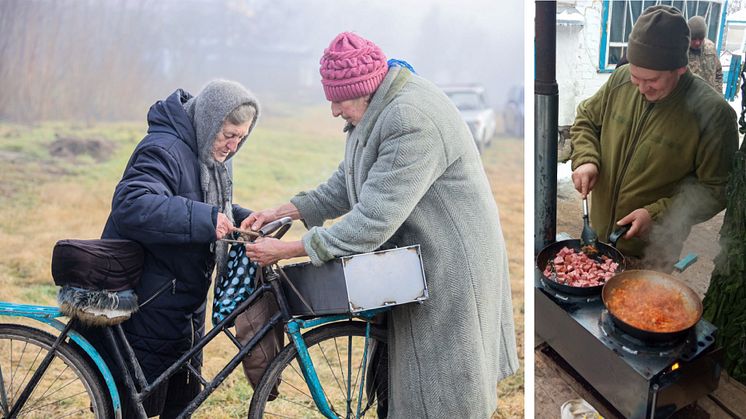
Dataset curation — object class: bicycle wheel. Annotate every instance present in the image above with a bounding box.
[0,324,111,419]
[248,321,387,419]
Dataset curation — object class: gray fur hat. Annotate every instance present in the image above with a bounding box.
[184,79,260,165]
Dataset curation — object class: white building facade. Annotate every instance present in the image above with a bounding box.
[556,0,727,126]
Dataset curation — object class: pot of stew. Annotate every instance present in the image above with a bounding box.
[601,270,703,342]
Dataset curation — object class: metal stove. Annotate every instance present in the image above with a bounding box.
[536,275,722,418]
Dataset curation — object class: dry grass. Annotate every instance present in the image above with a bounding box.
[484,138,525,418]
[0,113,525,417]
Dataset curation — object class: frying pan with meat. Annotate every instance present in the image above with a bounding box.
[602,270,702,342]
[536,224,630,296]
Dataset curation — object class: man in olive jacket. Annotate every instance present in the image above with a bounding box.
[570,5,738,269]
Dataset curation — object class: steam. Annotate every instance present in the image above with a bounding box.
[642,177,723,269]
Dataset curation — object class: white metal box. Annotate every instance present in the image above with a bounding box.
[280,245,428,316]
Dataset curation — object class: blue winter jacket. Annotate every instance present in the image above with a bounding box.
[100,89,251,380]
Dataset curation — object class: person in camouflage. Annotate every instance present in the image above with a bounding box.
[688,16,723,93]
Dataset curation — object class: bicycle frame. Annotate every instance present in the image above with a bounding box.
[0,271,386,419]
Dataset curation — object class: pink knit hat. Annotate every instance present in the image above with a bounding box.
[319,32,388,102]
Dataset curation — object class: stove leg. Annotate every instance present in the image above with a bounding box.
[649,383,659,419]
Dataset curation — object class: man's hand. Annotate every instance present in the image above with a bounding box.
[240,208,279,231]
[571,163,599,198]
[244,237,306,266]
[216,212,234,240]
[616,208,653,240]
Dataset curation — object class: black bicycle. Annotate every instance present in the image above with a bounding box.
[0,218,425,418]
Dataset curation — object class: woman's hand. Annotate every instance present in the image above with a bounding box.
[244,237,307,266]
[216,212,234,240]
[241,203,302,231]
[241,208,279,231]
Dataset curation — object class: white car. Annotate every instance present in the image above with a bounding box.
[442,85,497,153]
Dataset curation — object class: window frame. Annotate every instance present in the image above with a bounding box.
[598,0,727,73]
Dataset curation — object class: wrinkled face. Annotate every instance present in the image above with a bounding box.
[330,96,371,126]
[629,64,686,102]
[212,120,251,162]
[690,38,704,49]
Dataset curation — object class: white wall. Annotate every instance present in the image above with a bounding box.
[557,0,613,125]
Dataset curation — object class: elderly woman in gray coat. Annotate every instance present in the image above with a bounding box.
[243,32,518,418]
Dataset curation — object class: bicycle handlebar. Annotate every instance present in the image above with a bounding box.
[258,217,293,238]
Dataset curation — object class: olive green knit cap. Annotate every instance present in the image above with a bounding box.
[627,5,690,70]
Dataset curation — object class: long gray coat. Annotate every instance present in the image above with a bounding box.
[291,67,518,418]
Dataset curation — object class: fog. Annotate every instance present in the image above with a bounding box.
[0,0,524,123]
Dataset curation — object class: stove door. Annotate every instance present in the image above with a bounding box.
[653,348,722,417]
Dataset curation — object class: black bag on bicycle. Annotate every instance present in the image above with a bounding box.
[52,239,143,326]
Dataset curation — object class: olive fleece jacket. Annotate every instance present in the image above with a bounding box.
[571,66,737,258]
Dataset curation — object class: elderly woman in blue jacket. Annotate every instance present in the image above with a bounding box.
[94,80,258,418]
[242,32,519,418]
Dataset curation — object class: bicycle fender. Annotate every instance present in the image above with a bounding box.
[0,302,123,419]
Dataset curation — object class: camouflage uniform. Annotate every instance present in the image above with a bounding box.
[688,38,723,93]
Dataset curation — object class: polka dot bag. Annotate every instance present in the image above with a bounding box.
[212,243,259,327]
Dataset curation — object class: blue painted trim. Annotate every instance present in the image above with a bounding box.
[599,0,611,71]
[294,315,348,329]
[0,302,122,418]
[354,323,371,416]
[292,308,387,330]
[0,301,62,317]
[286,320,336,418]
[718,0,729,56]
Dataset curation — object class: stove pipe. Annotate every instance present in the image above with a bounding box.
[534,1,559,254]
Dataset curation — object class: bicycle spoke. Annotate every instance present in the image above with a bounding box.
[263,411,300,418]
[55,408,91,419]
[20,388,89,415]
[346,336,352,418]
[352,337,368,418]
[27,362,70,406]
[0,363,9,417]
[277,373,314,399]
[273,392,322,414]
[12,340,44,405]
[296,354,341,418]
[317,338,347,401]
[8,339,20,402]
[0,326,106,418]
[362,349,386,415]
[332,336,347,400]
[24,370,82,415]
[252,323,384,419]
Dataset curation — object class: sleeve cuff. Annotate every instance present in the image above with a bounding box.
[570,157,599,171]
[643,202,664,221]
[232,204,252,226]
[301,228,335,266]
[191,201,217,242]
[291,193,325,229]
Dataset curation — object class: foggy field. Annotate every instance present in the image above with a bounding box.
[0,109,524,417]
